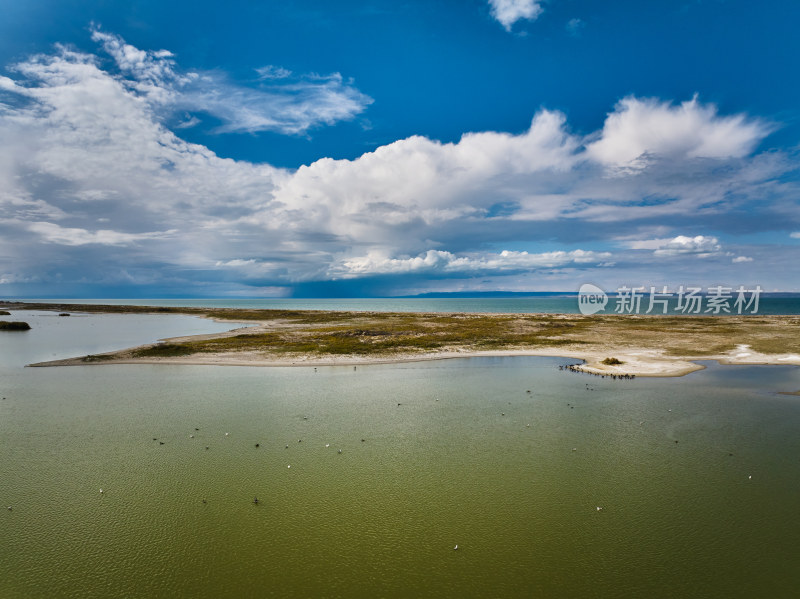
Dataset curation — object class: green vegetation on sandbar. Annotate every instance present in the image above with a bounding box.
[127,311,800,361]
[0,321,31,331]
[195,315,586,356]
[601,357,624,365]
[132,343,195,357]
[81,354,115,362]
[0,310,10,315]
[4,301,800,362]
[129,314,588,359]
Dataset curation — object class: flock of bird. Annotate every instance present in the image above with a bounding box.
[3,363,756,544]
[559,363,636,380]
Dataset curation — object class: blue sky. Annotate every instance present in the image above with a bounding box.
[1,0,799,297]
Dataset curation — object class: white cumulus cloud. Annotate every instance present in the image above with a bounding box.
[488,0,543,31]
[586,96,771,171]
[653,235,722,257]
[268,109,580,245]
[333,249,613,277]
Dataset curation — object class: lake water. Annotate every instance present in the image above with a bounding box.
[2,310,800,598]
[18,295,800,315]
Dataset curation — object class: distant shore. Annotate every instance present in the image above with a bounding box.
[4,301,800,378]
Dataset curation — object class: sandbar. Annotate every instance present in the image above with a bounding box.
[3,301,797,378]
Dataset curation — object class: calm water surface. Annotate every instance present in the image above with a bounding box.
[20,296,800,314]
[1,311,800,598]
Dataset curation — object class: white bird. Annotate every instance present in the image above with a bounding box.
[454,545,458,550]
[287,465,291,468]
[748,475,752,479]
[100,489,104,494]
[225,432,229,436]
[325,444,330,448]
[596,506,602,511]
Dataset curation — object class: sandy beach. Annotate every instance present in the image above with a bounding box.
[32,344,800,378]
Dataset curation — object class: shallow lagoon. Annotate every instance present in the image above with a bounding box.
[2,311,800,598]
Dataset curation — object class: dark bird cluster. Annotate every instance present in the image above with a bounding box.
[559,364,635,380]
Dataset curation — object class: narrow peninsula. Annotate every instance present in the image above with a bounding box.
[4,301,799,377]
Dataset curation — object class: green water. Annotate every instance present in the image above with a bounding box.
[1,312,800,598]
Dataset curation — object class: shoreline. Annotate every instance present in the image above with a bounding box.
[7,301,800,378]
[27,337,800,380]
[28,345,800,378]
[28,348,704,376]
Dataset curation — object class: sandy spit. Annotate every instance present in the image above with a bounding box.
[29,343,800,378]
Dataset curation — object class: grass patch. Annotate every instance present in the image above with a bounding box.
[749,337,800,355]
[601,357,624,365]
[0,310,10,315]
[0,321,31,331]
[182,314,593,357]
[664,343,738,357]
[82,354,114,362]
[132,343,195,357]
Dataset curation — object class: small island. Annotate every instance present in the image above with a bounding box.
[0,321,31,331]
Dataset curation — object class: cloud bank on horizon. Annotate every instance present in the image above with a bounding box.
[1,4,799,297]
